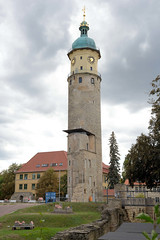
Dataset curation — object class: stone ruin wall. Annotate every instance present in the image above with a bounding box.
[51,200,128,240]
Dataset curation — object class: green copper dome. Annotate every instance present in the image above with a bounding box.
[72,20,97,50]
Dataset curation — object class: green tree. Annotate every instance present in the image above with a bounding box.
[0,173,3,198]
[36,168,58,200]
[137,205,160,240]
[107,131,120,189]
[148,75,160,185]
[60,173,67,198]
[0,163,21,199]
[123,75,160,188]
[123,134,153,188]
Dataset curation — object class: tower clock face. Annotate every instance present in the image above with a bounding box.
[88,56,95,64]
[71,57,76,66]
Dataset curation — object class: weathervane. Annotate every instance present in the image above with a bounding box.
[82,6,86,21]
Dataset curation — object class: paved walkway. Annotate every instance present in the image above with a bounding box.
[98,222,160,240]
[0,203,38,217]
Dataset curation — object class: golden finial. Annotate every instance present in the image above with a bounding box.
[82,6,86,21]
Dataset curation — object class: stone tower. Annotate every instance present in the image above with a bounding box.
[64,10,102,202]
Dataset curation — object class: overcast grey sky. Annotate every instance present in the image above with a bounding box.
[0,0,159,172]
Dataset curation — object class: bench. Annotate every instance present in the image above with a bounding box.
[12,221,34,230]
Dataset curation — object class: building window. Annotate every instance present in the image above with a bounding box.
[69,160,71,166]
[79,77,82,83]
[37,173,40,179]
[32,184,35,190]
[50,163,57,166]
[32,174,36,179]
[88,159,91,168]
[80,66,83,70]
[80,56,82,59]
[84,189,86,194]
[24,184,27,190]
[86,143,89,150]
[19,184,23,190]
[24,174,28,180]
[20,174,23,180]
[90,67,92,71]
[91,78,94,84]
[69,177,70,183]
[70,79,72,85]
[155,197,160,203]
[42,164,48,167]
[135,187,138,192]
[59,163,63,166]
[36,164,40,168]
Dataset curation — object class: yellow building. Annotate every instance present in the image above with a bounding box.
[11,150,109,201]
[12,151,67,201]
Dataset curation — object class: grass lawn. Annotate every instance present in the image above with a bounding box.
[0,202,102,240]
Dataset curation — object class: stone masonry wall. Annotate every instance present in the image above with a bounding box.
[51,201,128,240]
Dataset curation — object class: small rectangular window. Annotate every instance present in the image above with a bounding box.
[70,79,72,85]
[69,160,71,166]
[90,67,92,71]
[24,174,28,180]
[42,164,48,167]
[37,173,40,179]
[80,56,82,59]
[86,143,89,150]
[24,184,27,190]
[32,184,35,190]
[50,163,57,166]
[36,164,40,168]
[59,163,63,166]
[79,77,82,83]
[20,174,23,180]
[32,174,36,179]
[80,66,83,70]
[91,78,94,84]
[19,184,23,190]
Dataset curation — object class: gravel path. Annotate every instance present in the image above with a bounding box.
[0,203,39,217]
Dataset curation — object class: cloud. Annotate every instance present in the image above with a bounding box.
[0,0,159,172]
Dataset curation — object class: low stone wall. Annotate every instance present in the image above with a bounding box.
[51,201,128,240]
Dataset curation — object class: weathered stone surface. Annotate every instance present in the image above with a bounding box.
[51,203,128,240]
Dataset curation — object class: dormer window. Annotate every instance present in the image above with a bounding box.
[50,163,58,166]
[42,164,48,167]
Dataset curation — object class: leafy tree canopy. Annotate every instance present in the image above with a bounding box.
[36,168,58,200]
[123,75,160,188]
[60,173,67,198]
[0,163,22,199]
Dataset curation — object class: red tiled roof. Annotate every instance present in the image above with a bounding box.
[102,162,109,174]
[16,151,68,173]
[16,150,109,175]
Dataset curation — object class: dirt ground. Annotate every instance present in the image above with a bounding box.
[0,203,39,217]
